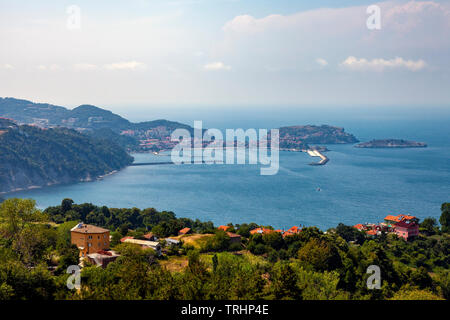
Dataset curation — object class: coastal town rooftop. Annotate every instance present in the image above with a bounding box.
[71,222,110,234]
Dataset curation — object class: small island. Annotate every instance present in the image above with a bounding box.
[355,139,427,149]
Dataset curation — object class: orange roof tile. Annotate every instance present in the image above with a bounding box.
[226,232,241,238]
[250,227,275,235]
[71,223,110,234]
[218,225,230,231]
[287,226,301,234]
[143,233,154,239]
[384,215,402,222]
[120,236,134,242]
[178,227,191,235]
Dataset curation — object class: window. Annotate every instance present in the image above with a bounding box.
[88,235,92,239]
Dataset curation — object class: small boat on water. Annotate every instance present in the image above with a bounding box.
[316,187,321,192]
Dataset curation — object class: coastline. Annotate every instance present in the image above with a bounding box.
[0,168,122,196]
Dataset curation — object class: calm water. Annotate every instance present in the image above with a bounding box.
[7,113,450,230]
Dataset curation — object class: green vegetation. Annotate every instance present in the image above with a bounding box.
[278,125,359,150]
[0,97,195,152]
[0,198,448,300]
[87,128,139,151]
[0,123,133,193]
[44,199,215,238]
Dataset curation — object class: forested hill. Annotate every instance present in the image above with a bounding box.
[276,125,359,150]
[0,97,196,151]
[0,120,133,193]
[0,97,191,133]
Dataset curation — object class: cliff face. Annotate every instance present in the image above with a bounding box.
[0,121,133,193]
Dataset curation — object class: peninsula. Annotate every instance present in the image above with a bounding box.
[0,118,133,194]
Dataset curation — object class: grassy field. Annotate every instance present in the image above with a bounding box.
[168,233,215,249]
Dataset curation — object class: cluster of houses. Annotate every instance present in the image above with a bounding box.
[70,223,178,268]
[248,225,303,238]
[120,126,181,151]
[69,223,244,268]
[217,225,243,244]
[69,214,419,268]
[353,214,420,241]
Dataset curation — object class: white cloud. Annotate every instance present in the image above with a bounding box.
[1,64,14,70]
[203,61,231,71]
[316,58,328,67]
[223,14,285,34]
[217,1,450,71]
[36,64,62,71]
[340,56,427,72]
[73,63,99,71]
[104,61,147,70]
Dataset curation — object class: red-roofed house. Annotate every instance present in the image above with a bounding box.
[120,236,134,243]
[394,221,419,241]
[71,223,110,257]
[398,214,419,223]
[250,227,275,235]
[143,233,157,241]
[384,214,418,226]
[282,226,301,238]
[384,215,402,225]
[178,227,191,235]
[218,225,231,232]
[287,226,301,234]
[226,232,242,244]
[366,230,378,237]
[353,224,367,231]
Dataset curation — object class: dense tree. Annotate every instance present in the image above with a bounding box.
[0,124,133,193]
[440,203,450,233]
[0,198,46,237]
[420,217,438,235]
[0,199,448,301]
[297,238,342,272]
[335,223,365,244]
[390,288,444,300]
[269,261,302,300]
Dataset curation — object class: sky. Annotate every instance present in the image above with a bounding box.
[0,0,449,113]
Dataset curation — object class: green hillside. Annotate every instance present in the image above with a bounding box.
[0,122,133,193]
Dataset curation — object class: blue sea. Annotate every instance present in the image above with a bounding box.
[7,106,450,230]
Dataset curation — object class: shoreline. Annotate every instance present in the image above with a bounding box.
[0,168,122,196]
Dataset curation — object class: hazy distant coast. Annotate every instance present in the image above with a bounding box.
[355,139,427,149]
